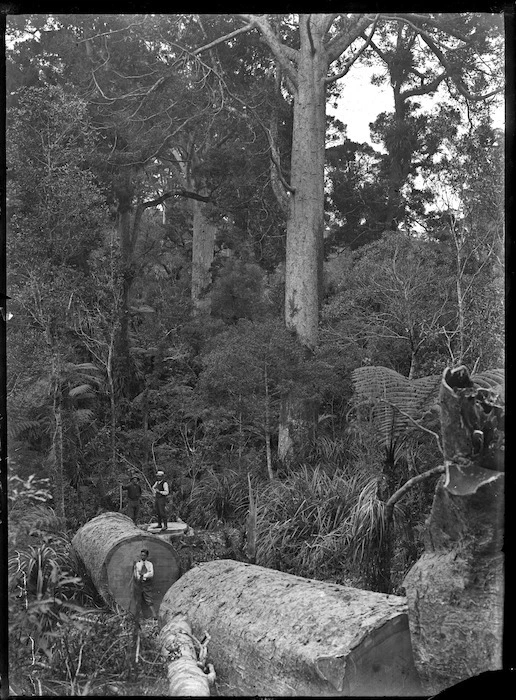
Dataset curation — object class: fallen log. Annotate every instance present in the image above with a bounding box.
[159,559,422,696]
[403,366,504,694]
[158,614,215,696]
[72,512,180,618]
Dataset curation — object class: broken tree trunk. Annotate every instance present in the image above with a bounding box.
[159,559,422,696]
[158,613,215,696]
[72,512,180,618]
[403,366,504,694]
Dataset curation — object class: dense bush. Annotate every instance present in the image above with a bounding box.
[255,463,371,584]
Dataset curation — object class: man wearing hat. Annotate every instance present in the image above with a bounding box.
[121,475,142,525]
[152,470,169,532]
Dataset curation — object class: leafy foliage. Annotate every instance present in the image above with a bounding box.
[256,463,371,583]
[351,365,441,447]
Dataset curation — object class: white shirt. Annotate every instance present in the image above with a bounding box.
[134,559,154,581]
[153,479,169,496]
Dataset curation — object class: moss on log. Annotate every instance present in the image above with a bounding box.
[72,512,180,617]
[159,559,422,696]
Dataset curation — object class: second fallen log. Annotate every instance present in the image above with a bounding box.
[159,559,422,696]
[72,512,181,618]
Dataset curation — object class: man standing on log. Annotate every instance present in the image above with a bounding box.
[133,548,158,619]
[121,475,142,525]
[152,470,169,532]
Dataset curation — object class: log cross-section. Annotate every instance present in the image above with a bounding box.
[159,559,422,696]
[72,512,181,617]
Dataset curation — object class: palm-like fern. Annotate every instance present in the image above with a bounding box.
[351,366,441,447]
[348,365,504,592]
[351,365,504,448]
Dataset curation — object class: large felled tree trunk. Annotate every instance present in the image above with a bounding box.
[278,16,326,463]
[403,366,504,694]
[159,559,422,696]
[72,512,181,618]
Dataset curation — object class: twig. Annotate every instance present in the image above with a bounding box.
[376,397,444,455]
[386,465,445,508]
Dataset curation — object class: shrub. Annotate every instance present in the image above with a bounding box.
[187,468,249,529]
[255,463,371,584]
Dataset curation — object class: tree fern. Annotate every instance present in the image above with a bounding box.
[351,365,504,447]
[351,366,440,446]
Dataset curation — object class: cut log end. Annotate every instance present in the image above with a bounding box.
[72,512,181,617]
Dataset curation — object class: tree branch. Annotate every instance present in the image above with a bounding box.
[325,16,379,85]
[142,189,211,209]
[376,397,444,455]
[192,22,256,56]
[386,465,445,508]
[243,14,299,90]
[396,17,503,102]
[326,14,376,64]
[400,72,446,100]
[317,13,340,36]
[366,36,390,63]
[77,19,147,44]
[391,13,471,43]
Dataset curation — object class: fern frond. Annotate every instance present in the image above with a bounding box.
[68,384,95,399]
[73,408,95,423]
[8,419,46,440]
[472,368,504,397]
[351,366,440,446]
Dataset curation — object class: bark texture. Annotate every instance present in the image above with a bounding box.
[278,391,318,464]
[72,512,180,618]
[191,190,217,314]
[403,366,504,694]
[284,18,325,351]
[278,17,326,464]
[159,559,422,696]
[158,614,213,696]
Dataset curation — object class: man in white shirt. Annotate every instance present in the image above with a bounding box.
[133,548,158,619]
[152,470,169,532]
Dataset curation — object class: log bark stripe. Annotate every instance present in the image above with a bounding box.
[159,559,421,696]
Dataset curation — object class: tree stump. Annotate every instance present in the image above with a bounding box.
[159,559,422,696]
[72,512,181,618]
[403,366,504,694]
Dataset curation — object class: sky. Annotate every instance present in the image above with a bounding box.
[330,65,393,144]
[331,63,504,146]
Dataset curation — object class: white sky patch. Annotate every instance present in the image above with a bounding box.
[329,65,393,145]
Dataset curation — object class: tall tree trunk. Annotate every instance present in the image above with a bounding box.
[113,172,140,400]
[106,349,117,475]
[278,16,326,464]
[191,184,217,315]
[284,19,325,350]
[264,365,274,480]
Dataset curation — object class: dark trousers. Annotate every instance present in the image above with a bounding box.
[155,496,167,527]
[127,499,139,524]
[134,578,154,614]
